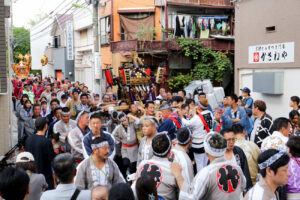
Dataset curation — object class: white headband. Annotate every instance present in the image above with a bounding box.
[177,127,192,145]
[61,111,71,115]
[152,131,171,157]
[259,150,288,170]
[204,132,227,157]
[143,117,158,128]
[91,141,109,149]
[198,102,208,110]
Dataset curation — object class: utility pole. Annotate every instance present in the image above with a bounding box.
[93,0,102,98]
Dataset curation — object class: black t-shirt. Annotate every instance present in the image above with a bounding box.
[25,134,56,189]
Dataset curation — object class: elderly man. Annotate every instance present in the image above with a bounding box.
[75,137,124,190]
[53,107,77,145]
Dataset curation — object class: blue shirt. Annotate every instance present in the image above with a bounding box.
[158,117,182,140]
[40,183,91,200]
[82,130,115,157]
[223,106,250,130]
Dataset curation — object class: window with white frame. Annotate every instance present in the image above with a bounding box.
[100,16,111,45]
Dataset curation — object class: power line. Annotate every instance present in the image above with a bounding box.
[30,2,90,41]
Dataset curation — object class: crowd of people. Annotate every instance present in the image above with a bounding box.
[0,76,299,200]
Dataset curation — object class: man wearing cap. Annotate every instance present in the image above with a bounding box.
[68,111,90,163]
[135,132,179,200]
[53,107,77,145]
[245,149,290,200]
[158,102,182,140]
[171,127,194,185]
[75,137,124,190]
[22,84,35,104]
[171,132,246,200]
[181,97,214,172]
[240,87,253,111]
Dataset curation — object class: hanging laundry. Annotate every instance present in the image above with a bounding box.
[188,16,193,38]
[193,17,196,38]
[175,16,182,37]
[202,19,206,30]
[216,22,222,30]
[184,17,188,38]
[210,19,215,30]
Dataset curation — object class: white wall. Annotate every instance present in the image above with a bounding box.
[30,18,54,71]
[239,68,300,119]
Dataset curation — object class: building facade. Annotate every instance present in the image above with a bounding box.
[98,0,234,92]
[0,0,11,155]
[73,4,94,91]
[235,0,300,118]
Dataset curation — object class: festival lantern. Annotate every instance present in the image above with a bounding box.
[104,68,114,85]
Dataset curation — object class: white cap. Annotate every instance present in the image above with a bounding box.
[16,152,35,163]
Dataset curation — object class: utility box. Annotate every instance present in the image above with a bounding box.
[253,72,284,94]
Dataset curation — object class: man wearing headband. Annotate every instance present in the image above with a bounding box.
[181,97,214,172]
[245,149,290,200]
[135,101,156,143]
[112,112,141,178]
[135,132,179,200]
[137,117,158,167]
[171,132,246,200]
[223,94,249,131]
[82,112,115,158]
[75,137,124,190]
[53,107,77,146]
[158,102,182,140]
[171,127,194,185]
[68,111,90,163]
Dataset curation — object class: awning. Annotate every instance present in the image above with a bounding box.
[118,7,155,14]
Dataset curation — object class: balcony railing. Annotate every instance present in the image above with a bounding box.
[110,38,234,53]
[167,0,232,6]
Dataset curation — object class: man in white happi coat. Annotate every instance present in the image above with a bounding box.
[75,137,125,190]
[181,98,214,172]
[68,111,90,163]
[244,149,290,200]
[134,132,179,200]
[171,127,194,185]
[53,107,77,145]
[261,117,290,151]
[171,132,246,200]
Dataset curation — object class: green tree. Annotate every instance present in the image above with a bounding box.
[176,37,232,83]
[13,27,30,63]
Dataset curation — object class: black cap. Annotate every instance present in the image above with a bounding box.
[240,87,251,94]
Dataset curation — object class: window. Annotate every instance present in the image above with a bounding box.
[100,16,111,45]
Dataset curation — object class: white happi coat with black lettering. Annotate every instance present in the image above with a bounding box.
[179,156,246,200]
[136,156,179,200]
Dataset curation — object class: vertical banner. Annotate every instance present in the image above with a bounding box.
[66,21,74,60]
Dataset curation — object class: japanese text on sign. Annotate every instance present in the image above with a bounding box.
[66,21,74,60]
[249,42,294,64]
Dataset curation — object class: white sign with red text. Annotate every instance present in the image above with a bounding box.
[249,42,294,64]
